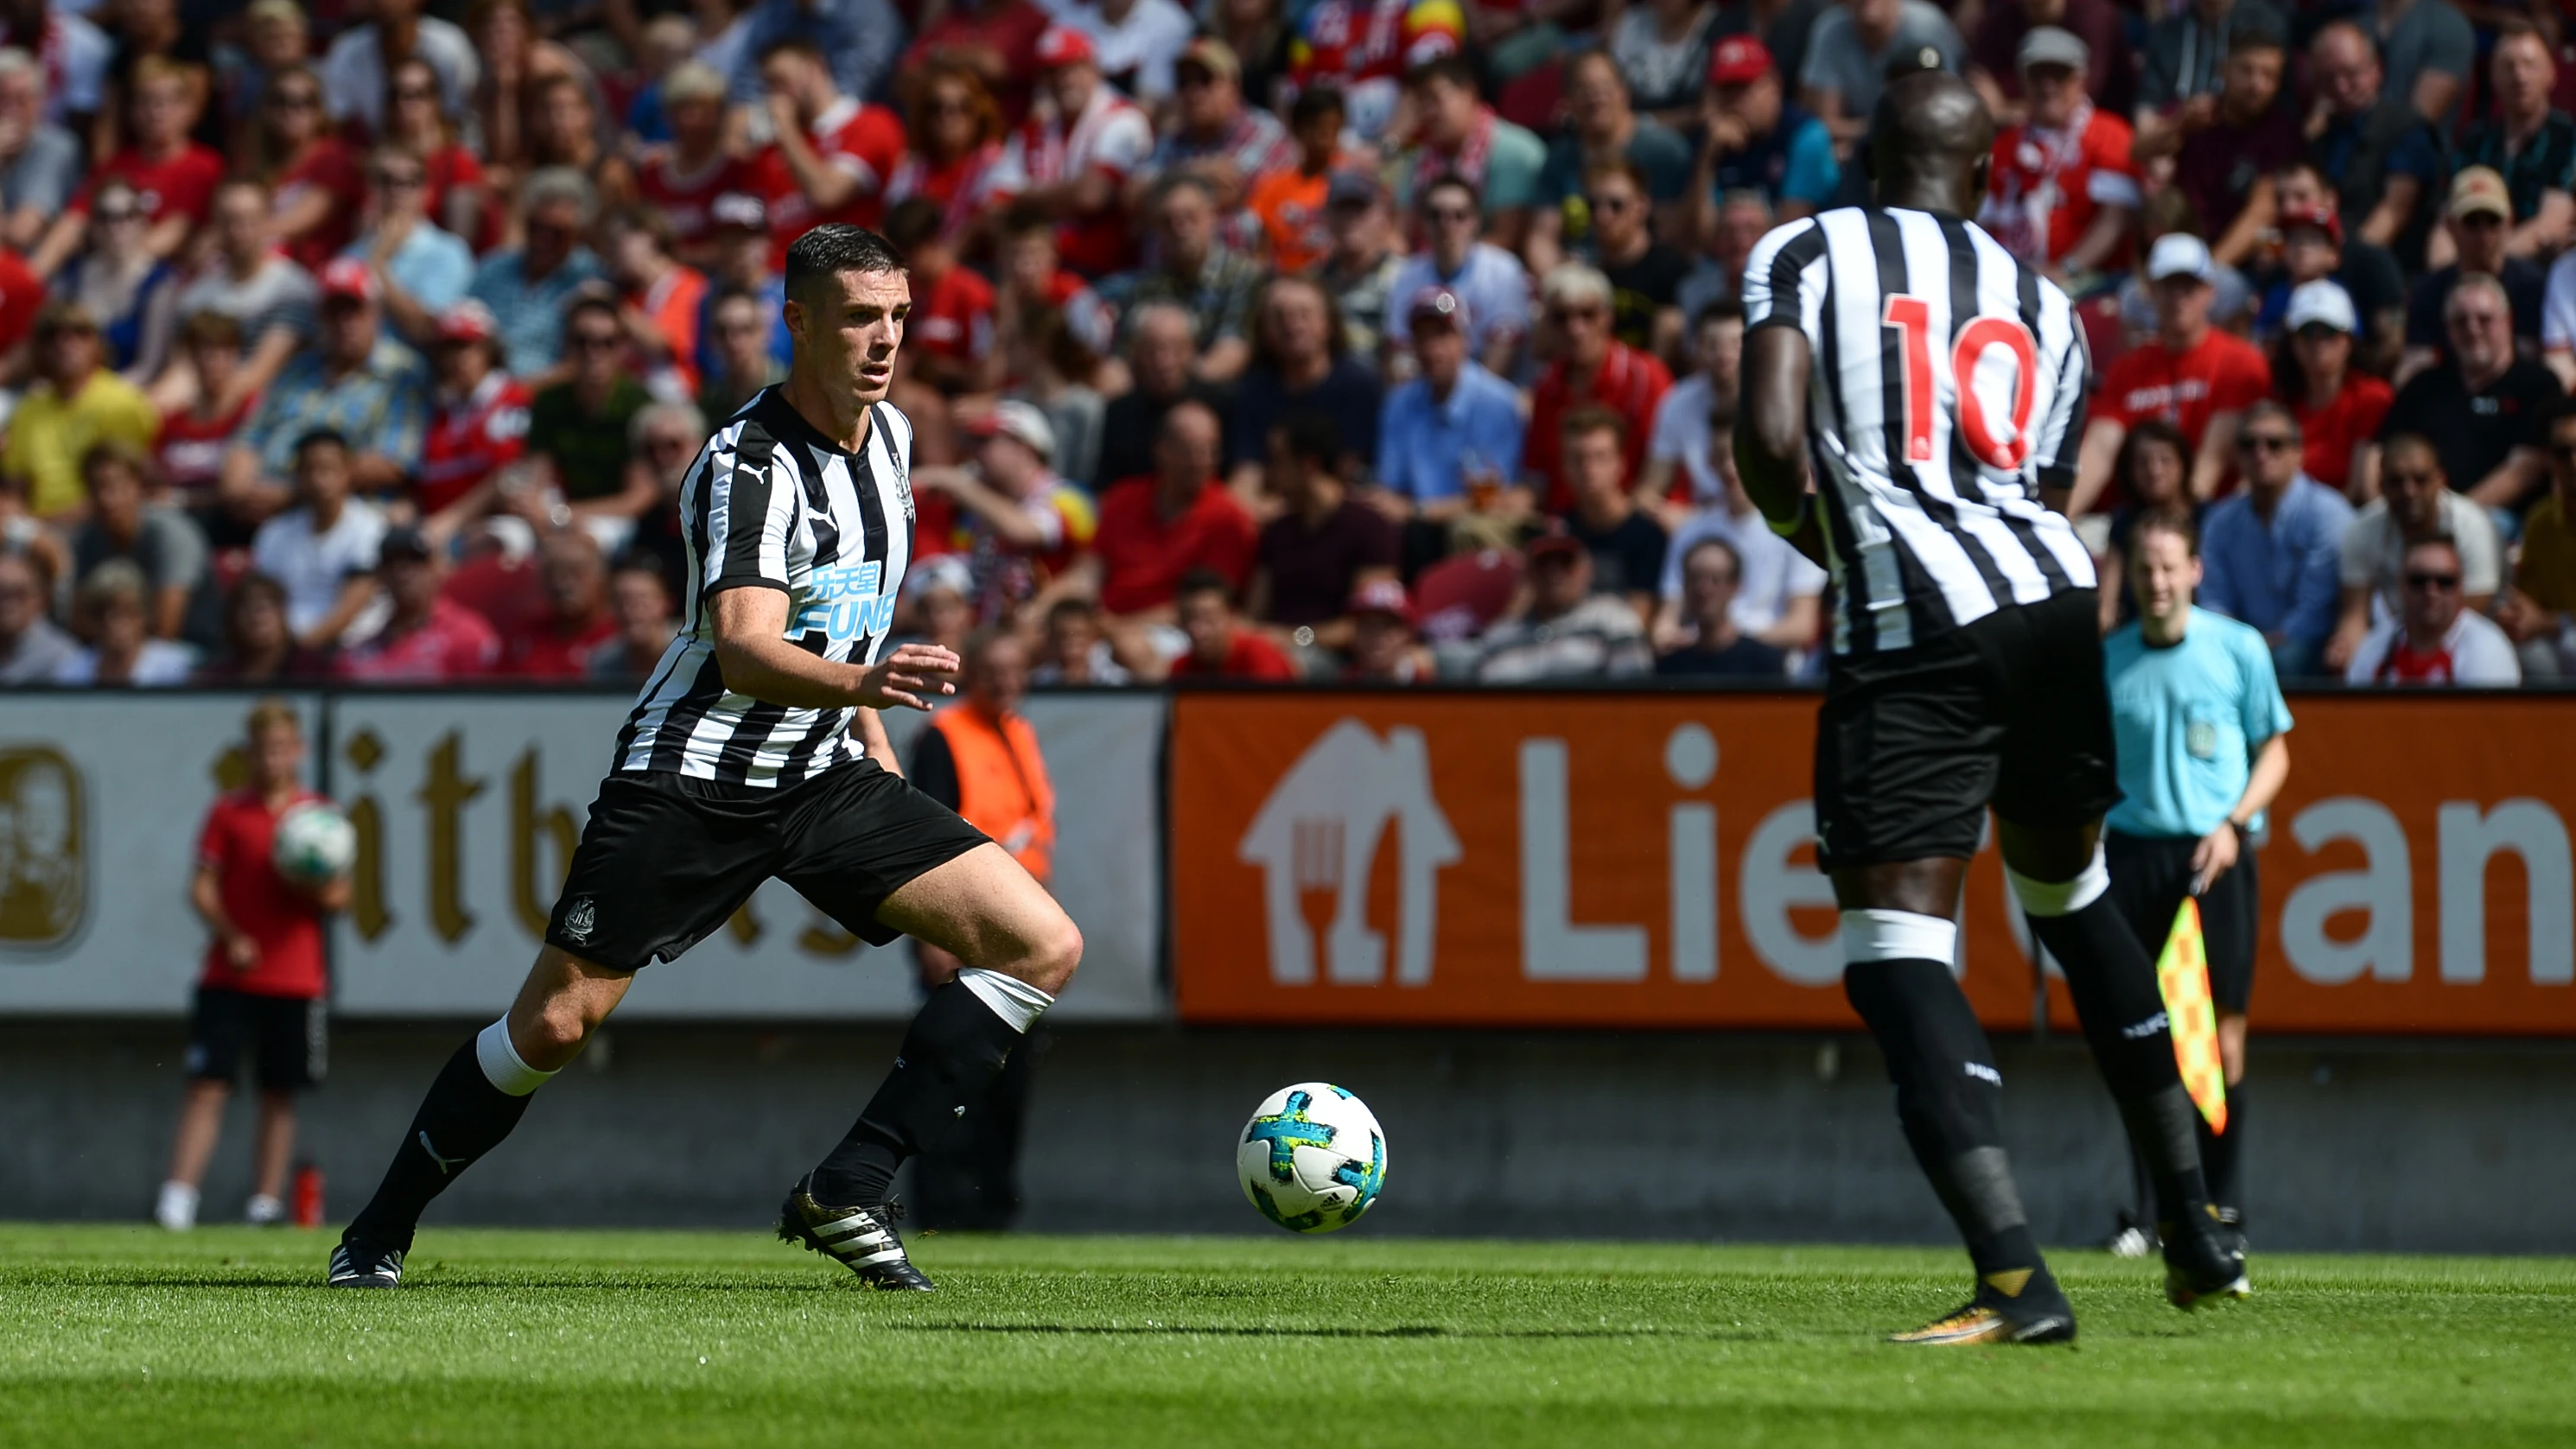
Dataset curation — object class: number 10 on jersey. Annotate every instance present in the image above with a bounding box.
[1881,295,2040,472]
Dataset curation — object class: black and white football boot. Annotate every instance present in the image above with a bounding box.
[777,1176,934,1291]
[328,1236,406,1289]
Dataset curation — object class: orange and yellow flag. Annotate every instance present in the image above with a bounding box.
[2155,897,2229,1134]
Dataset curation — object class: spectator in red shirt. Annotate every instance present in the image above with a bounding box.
[634,61,746,271]
[1525,262,1671,513]
[1978,28,2139,282]
[417,301,533,544]
[501,528,620,677]
[252,64,369,274]
[2274,280,2390,499]
[886,60,1014,251]
[603,206,709,399]
[1069,397,1256,650]
[2074,232,2272,513]
[587,556,677,681]
[914,399,1097,617]
[1000,26,1157,279]
[1170,567,1299,680]
[385,55,493,251]
[334,524,501,681]
[155,701,347,1233]
[32,55,221,279]
[884,198,998,395]
[156,312,258,523]
[753,37,906,264]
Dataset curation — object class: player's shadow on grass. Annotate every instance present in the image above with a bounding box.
[886,1323,1729,1341]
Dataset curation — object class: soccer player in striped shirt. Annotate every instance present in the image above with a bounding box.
[329,226,1084,1292]
[1735,71,2248,1345]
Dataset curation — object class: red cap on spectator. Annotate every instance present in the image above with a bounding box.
[319,257,378,302]
[2277,201,2342,246]
[1407,284,1471,332]
[436,300,499,345]
[1035,25,1097,69]
[1707,35,1773,87]
[1348,577,1414,625]
[1524,522,1586,562]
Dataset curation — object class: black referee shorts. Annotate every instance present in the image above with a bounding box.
[1813,588,2121,873]
[544,760,991,973]
[185,988,327,1093]
[2104,829,2260,1014]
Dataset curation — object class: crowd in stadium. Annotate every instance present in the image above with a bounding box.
[0,0,2572,688]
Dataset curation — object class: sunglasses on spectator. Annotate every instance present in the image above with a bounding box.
[2237,433,2296,453]
[925,97,971,116]
[1175,67,1218,89]
[2293,324,2343,343]
[2404,570,2461,589]
[1426,205,1476,224]
[1588,194,1638,214]
[571,331,622,350]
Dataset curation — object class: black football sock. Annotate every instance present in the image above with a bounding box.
[2026,897,2214,1226]
[810,972,1051,1207]
[345,1030,546,1249]
[2199,1078,2246,1221]
[1846,956,2055,1298]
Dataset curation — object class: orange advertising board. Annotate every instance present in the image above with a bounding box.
[1169,691,2576,1035]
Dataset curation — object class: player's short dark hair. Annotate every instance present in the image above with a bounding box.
[1269,412,1341,467]
[1175,567,1237,607]
[1407,54,1477,92]
[1683,535,1744,582]
[881,198,945,253]
[2130,505,2199,558]
[786,225,906,307]
[1560,403,1628,445]
[293,428,349,461]
[1290,84,1345,126]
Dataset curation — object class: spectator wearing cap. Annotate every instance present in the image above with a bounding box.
[1375,285,1528,526]
[1135,38,1281,205]
[1611,0,1723,128]
[2345,535,2519,685]
[343,146,475,356]
[173,181,318,416]
[1555,405,1669,623]
[527,296,658,542]
[1317,170,1407,365]
[2133,17,2299,272]
[1526,263,1671,516]
[749,37,906,262]
[2304,23,2443,265]
[1798,0,1965,157]
[601,205,712,401]
[1247,412,1398,655]
[2400,168,2546,385]
[0,550,75,683]
[1228,277,1382,500]
[1977,28,2139,283]
[2328,432,2503,673]
[221,258,430,518]
[499,528,620,677]
[914,399,1098,619]
[1170,567,1298,680]
[29,56,217,282]
[1340,576,1433,682]
[251,429,388,650]
[899,553,978,656]
[905,0,1052,126]
[1640,301,1743,520]
[54,560,194,685]
[0,48,81,256]
[2138,0,2285,115]
[1249,87,1352,277]
[2197,400,2355,677]
[1071,399,1257,654]
[1386,174,1533,378]
[67,440,204,643]
[1578,160,1691,359]
[1065,0,1193,103]
[467,168,607,385]
[1655,537,1790,677]
[2496,402,2576,677]
[996,26,1156,279]
[320,0,474,135]
[733,0,908,113]
[1398,56,1548,252]
[588,559,678,683]
[3,302,160,518]
[2274,281,2389,499]
[2382,274,2562,517]
[333,524,499,682]
[416,301,534,544]
[2452,22,2576,266]
[700,192,795,374]
[1529,53,1693,278]
[2254,166,2405,372]
[1470,527,1654,681]
[1690,36,1839,229]
[1652,416,1827,654]
[2074,234,2271,514]
[1103,174,1263,384]
[1966,0,2131,126]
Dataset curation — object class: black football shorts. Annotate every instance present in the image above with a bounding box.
[1812,588,2121,873]
[186,987,328,1092]
[544,760,991,973]
[2104,829,2261,1014]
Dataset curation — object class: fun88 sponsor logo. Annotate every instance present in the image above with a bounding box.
[792,562,895,642]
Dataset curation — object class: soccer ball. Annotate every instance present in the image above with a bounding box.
[1237,1083,1386,1233]
[272,802,357,887]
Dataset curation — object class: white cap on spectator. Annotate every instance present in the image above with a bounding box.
[2146,232,2215,283]
[976,399,1057,461]
[2284,279,2358,334]
[2017,26,2089,73]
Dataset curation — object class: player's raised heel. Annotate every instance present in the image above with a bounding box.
[777,1176,934,1291]
[1892,1271,2077,1346]
[2162,1206,2253,1309]
[328,1237,405,1289]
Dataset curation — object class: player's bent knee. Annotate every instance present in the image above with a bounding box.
[2005,842,2109,918]
[1018,912,1083,997]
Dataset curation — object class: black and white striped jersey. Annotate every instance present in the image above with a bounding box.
[1741,206,2098,656]
[613,387,915,786]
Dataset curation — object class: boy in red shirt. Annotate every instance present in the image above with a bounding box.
[156,702,349,1231]
[1169,568,1299,680]
[884,198,997,395]
[2072,232,2272,513]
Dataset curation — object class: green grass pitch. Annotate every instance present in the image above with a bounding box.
[3,1224,2570,1447]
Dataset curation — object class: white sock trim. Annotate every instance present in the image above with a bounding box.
[475,1018,557,1097]
[1839,909,1960,965]
[2007,843,2111,918]
[956,967,1054,1033]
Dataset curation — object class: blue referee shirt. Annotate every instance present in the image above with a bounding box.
[2103,607,2293,841]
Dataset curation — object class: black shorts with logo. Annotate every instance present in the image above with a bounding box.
[186,987,328,1092]
[544,759,991,973]
[1813,589,2122,873]
[2104,829,2261,1014]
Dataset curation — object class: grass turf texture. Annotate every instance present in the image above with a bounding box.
[3,1226,2568,1446]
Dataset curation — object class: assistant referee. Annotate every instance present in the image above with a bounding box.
[2102,505,2292,1249]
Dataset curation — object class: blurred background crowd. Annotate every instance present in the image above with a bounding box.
[0,0,2573,689]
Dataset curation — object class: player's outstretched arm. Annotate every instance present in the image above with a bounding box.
[710,589,958,712]
[1736,325,1826,568]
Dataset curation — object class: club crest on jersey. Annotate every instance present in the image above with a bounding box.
[794,562,896,642]
[888,447,914,522]
[561,895,597,944]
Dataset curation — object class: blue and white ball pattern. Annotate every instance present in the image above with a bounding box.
[1237,1083,1387,1233]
